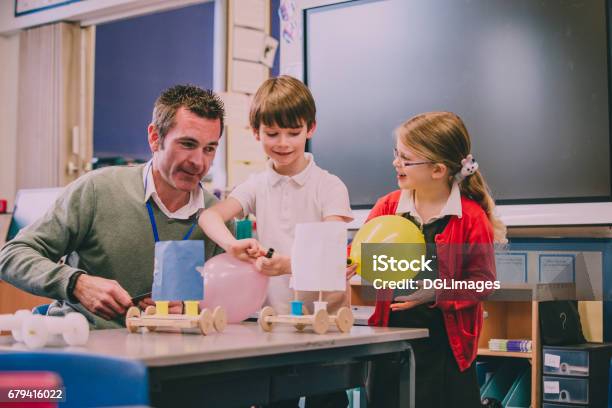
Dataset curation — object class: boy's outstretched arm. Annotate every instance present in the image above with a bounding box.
[255,215,352,276]
[199,198,264,262]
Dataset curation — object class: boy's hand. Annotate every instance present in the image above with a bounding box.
[225,238,265,262]
[255,254,291,276]
[346,263,358,280]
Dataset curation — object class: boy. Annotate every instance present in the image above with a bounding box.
[199,76,353,317]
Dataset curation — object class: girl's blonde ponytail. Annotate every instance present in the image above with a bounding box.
[461,171,507,244]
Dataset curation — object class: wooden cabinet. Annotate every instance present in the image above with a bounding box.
[477,284,578,407]
[0,213,52,315]
[0,280,51,314]
[478,300,540,407]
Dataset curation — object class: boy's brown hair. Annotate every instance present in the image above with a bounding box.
[249,75,316,131]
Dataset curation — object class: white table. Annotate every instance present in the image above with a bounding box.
[1,322,428,407]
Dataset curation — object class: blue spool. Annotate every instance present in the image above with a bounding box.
[291,300,304,316]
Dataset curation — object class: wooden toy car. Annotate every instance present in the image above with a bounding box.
[258,305,354,334]
[125,305,226,335]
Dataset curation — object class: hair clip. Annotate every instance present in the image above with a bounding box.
[455,154,479,182]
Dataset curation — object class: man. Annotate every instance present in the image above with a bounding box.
[0,84,232,329]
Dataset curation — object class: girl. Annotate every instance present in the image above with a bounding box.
[367,112,506,408]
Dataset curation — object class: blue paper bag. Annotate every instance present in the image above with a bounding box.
[152,240,205,301]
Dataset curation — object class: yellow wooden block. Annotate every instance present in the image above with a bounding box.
[155,301,169,316]
[184,301,199,316]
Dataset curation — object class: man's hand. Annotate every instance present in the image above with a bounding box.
[225,238,265,262]
[138,297,155,310]
[168,301,183,314]
[137,298,182,314]
[255,254,291,276]
[73,274,133,320]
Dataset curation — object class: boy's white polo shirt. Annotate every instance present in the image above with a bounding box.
[230,153,353,313]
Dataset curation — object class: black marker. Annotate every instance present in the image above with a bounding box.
[131,291,152,304]
[265,248,275,258]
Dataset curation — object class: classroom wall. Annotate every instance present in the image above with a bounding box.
[93,1,216,160]
[0,0,209,35]
[0,34,19,211]
[271,0,280,77]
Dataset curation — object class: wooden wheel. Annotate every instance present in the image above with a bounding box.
[294,323,306,332]
[126,306,140,333]
[198,309,214,335]
[212,306,227,333]
[258,306,276,332]
[312,309,330,334]
[144,305,157,332]
[335,307,354,333]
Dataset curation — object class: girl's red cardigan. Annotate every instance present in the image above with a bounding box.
[366,190,496,371]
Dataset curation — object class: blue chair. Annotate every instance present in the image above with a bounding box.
[0,351,149,407]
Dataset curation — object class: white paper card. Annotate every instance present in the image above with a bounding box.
[260,35,279,68]
[218,92,252,127]
[232,60,268,94]
[291,222,347,291]
[544,381,560,394]
[495,252,527,283]
[227,158,267,188]
[539,254,575,283]
[233,27,265,62]
[233,0,266,30]
[544,353,561,368]
[227,126,263,162]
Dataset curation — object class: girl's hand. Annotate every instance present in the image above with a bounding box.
[390,300,420,311]
[226,238,265,262]
[390,284,435,311]
[346,263,358,280]
[255,254,291,276]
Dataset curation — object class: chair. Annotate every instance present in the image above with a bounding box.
[0,351,149,407]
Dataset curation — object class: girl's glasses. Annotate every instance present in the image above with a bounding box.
[393,148,433,167]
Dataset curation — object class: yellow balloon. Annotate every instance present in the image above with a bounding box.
[350,215,426,280]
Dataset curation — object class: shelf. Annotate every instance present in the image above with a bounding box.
[478,348,532,359]
[487,283,576,301]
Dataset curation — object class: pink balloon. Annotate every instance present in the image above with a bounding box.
[199,253,269,323]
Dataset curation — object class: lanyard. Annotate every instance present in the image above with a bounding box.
[144,163,202,243]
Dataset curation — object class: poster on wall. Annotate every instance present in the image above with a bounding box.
[15,0,82,17]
